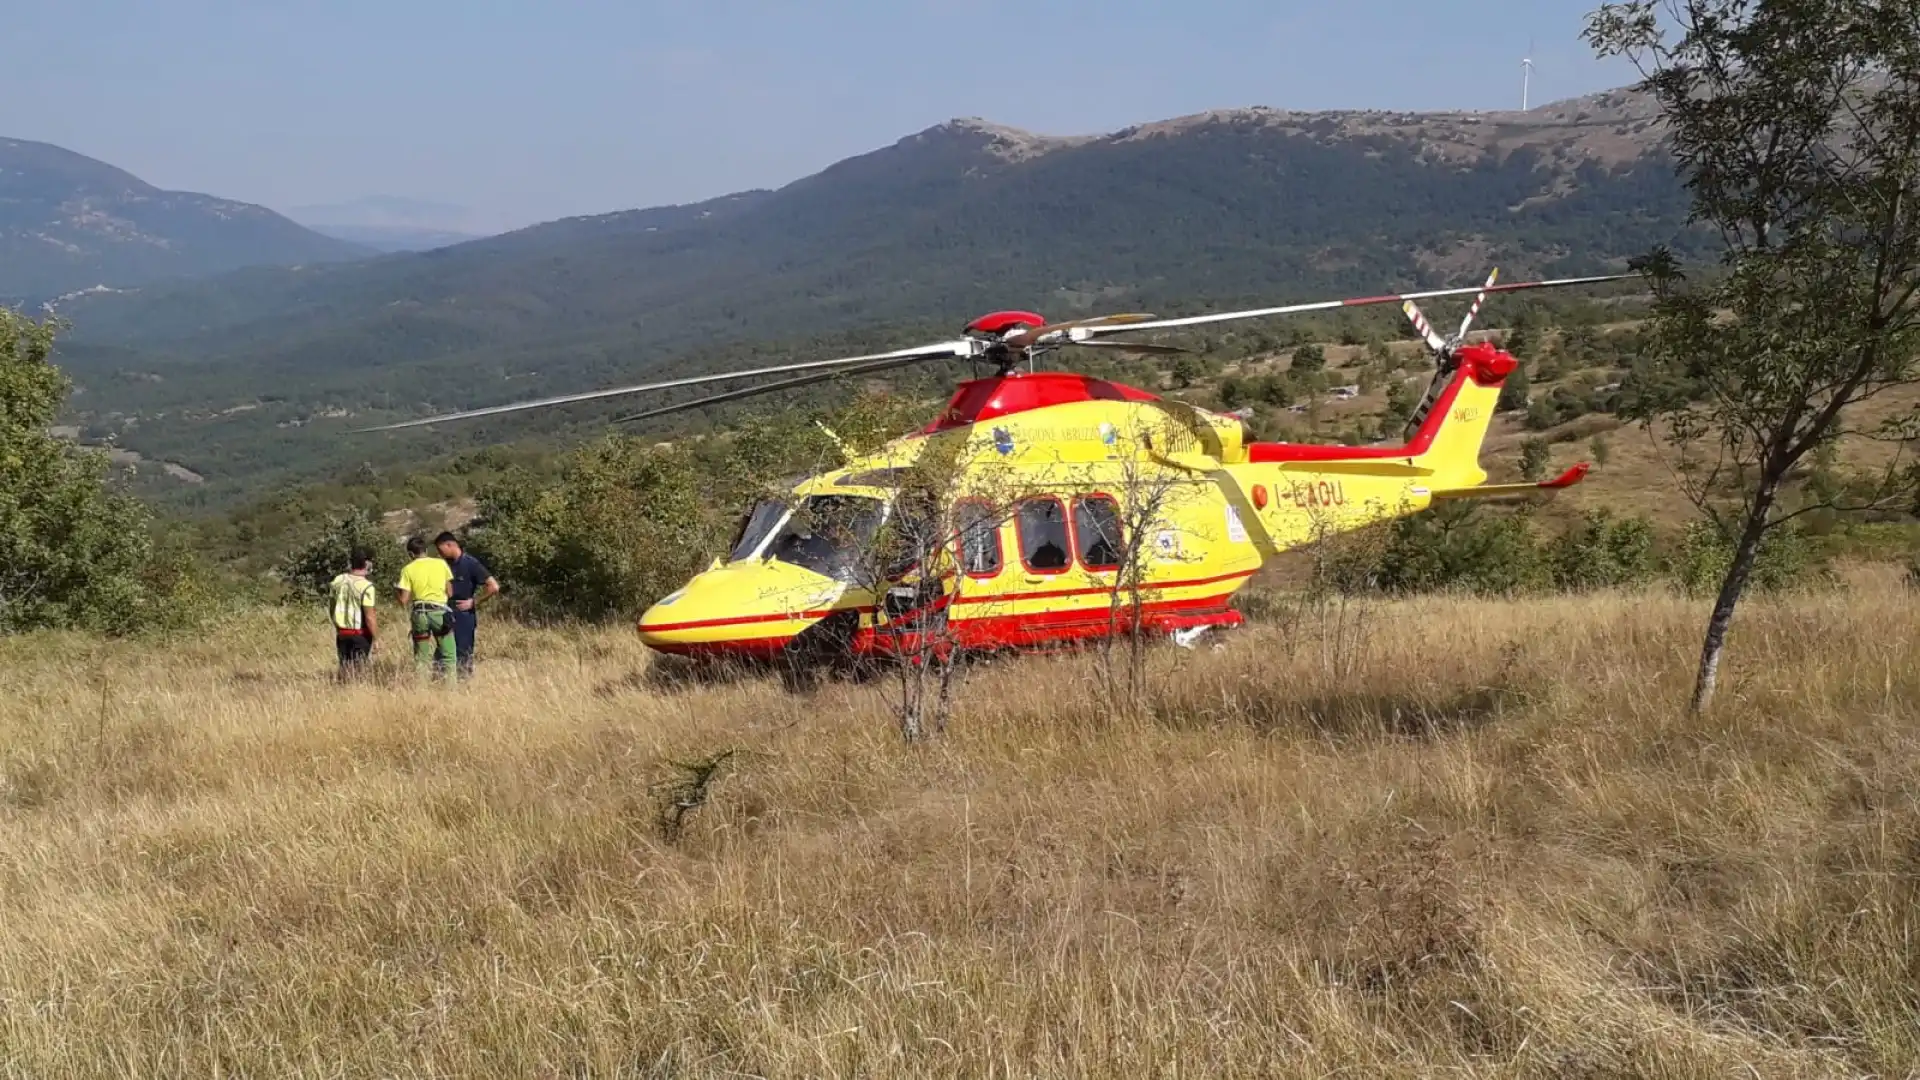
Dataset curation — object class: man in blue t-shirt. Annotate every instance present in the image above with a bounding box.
[436,531,500,679]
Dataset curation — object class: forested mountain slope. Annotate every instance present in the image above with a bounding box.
[0,138,370,301]
[51,87,1694,508]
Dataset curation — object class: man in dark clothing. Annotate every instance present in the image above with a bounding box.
[436,531,499,679]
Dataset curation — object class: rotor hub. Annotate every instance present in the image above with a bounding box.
[963,310,1048,338]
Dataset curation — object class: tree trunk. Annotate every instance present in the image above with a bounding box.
[1691,483,1778,714]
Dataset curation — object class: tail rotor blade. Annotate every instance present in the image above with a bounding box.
[1402,300,1447,353]
[1456,267,1499,341]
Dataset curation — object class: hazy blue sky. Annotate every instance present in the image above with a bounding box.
[5,0,1639,231]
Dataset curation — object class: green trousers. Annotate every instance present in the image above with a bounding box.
[411,604,457,683]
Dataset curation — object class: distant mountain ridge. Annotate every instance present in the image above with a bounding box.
[0,138,371,301]
[54,85,1694,507]
[285,196,498,253]
[302,223,484,253]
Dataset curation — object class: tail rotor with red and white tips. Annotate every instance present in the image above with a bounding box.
[1401,266,1500,361]
[1456,267,1498,343]
[1401,298,1448,353]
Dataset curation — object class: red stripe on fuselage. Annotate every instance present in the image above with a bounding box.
[639,569,1257,637]
[949,568,1256,604]
[638,606,858,633]
[859,592,1245,656]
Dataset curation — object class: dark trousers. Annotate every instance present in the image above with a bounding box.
[451,608,478,676]
[336,633,372,679]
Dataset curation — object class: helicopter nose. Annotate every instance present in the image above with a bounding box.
[635,564,847,658]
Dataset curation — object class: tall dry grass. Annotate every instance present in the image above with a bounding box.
[0,573,1917,1077]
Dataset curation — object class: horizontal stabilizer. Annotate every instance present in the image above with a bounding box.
[1431,462,1589,501]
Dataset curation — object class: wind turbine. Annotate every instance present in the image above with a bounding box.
[1522,39,1535,111]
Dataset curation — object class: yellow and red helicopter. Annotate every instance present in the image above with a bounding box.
[367,269,1624,661]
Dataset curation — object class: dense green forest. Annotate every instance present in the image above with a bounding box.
[48,90,1696,509]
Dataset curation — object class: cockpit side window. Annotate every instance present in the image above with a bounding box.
[955,499,1003,577]
[1016,497,1071,573]
[765,495,887,582]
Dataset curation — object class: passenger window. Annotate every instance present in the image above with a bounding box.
[955,501,1002,577]
[1017,498,1071,572]
[1075,495,1123,570]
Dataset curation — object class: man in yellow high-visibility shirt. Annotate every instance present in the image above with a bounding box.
[395,535,458,683]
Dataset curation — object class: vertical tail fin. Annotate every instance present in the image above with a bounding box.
[1399,268,1510,488]
[1405,342,1516,488]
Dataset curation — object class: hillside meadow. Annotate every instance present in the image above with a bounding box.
[0,570,1916,1077]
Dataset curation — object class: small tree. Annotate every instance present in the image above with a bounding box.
[1383,378,1418,431]
[1589,433,1613,467]
[1519,437,1553,481]
[1504,316,1537,360]
[0,309,183,635]
[1587,0,1920,711]
[1291,344,1327,374]
[1086,432,1198,722]
[837,435,1015,741]
[1497,363,1532,413]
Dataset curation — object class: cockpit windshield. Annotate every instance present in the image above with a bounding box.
[728,499,789,562]
[764,495,888,582]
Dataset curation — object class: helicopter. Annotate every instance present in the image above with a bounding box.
[365,269,1626,662]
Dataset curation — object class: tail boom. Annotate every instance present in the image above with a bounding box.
[1242,341,1515,475]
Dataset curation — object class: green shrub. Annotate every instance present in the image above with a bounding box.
[472,437,722,622]
[1334,504,1667,598]
[1356,503,1549,597]
[1218,375,1248,408]
[1668,520,1823,597]
[1254,374,1294,408]
[1549,509,1658,591]
[277,508,408,599]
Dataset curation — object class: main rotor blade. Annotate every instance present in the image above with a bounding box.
[1085,273,1632,336]
[354,339,977,432]
[611,353,938,424]
[1006,312,1157,348]
[1069,340,1191,355]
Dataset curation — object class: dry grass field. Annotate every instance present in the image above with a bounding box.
[2,573,1918,1077]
